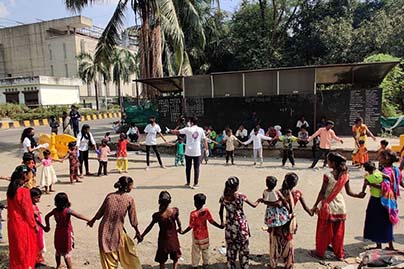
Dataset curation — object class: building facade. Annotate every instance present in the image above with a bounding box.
[0,16,137,108]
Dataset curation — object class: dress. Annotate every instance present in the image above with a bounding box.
[7,187,37,269]
[352,145,369,165]
[68,149,79,181]
[220,193,250,269]
[40,158,57,187]
[33,204,45,264]
[97,192,141,269]
[53,208,74,257]
[315,172,348,259]
[263,190,290,228]
[268,190,302,269]
[363,170,393,243]
[153,207,182,263]
[116,139,129,172]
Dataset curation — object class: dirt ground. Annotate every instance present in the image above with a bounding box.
[0,143,404,269]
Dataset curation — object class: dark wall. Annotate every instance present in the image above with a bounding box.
[157,88,382,136]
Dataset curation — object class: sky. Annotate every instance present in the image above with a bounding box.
[0,0,241,28]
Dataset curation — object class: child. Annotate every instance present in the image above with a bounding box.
[116,133,130,173]
[260,176,290,230]
[223,129,241,165]
[242,127,272,166]
[44,192,90,269]
[270,173,312,269]
[180,193,223,268]
[40,149,61,194]
[49,115,60,134]
[278,129,299,167]
[31,187,46,266]
[352,140,369,167]
[297,126,309,147]
[103,132,111,143]
[215,131,225,157]
[23,152,37,189]
[219,176,259,269]
[65,142,81,183]
[175,137,185,166]
[361,161,385,249]
[140,191,182,269]
[97,139,111,176]
[377,140,389,170]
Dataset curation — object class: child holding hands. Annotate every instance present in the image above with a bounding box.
[180,193,223,268]
[44,192,90,269]
[140,191,182,269]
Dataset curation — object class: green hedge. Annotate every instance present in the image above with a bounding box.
[0,104,120,121]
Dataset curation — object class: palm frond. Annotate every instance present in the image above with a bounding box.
[94,0,129,64]
[65,0,103,12]
[178,0,206,48]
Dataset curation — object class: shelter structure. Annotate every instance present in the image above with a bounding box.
[134,62,398,135]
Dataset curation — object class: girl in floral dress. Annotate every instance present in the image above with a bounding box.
[31,187,46,266]
[66,142,81,184]
[219,176,259,269]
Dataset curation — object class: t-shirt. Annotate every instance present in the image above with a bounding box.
[296,120,309,129]
[126,127,139,136]
[225,135,238,151]
[366,170,383,198]
[244,133,272,149]
[144,124,161,145]
[176,142,185,155]
[98,146,111,162]
[77,132,96,151]
[23,137,32,153]
[278,135,298,150]
[189,208,214,241]
[179,125,206,157]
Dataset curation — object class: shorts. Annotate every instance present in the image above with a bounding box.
[155,248,181,263]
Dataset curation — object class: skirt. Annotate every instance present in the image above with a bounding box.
[41,166,57,187]
[364,196,393,243]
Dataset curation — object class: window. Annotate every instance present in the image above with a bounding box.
[50,65,54,76]
[49,49,53,60]
[23,91,39,107]
[63,43,67,59]
[5,92,19,104]
[64,64,69,77]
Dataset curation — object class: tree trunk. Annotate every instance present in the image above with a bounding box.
[94,81,99,111]
[117,82,124,114]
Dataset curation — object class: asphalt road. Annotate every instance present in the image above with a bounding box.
[0,117,120,152]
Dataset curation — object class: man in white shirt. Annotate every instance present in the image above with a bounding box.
[235,125,248,142]
[169,117,208,189]
[144,116,167,170]
[126,123,140,142]
[250,124,265,137]
[243,127,272,165]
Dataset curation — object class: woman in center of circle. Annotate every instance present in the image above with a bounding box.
[310,152,365,260]
[87,176,141,269]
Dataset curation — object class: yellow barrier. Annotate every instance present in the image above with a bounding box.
[42,119,48,125]
[13,121,20,128]
[1,122,9,129]
[33,120,40,126]
[24,120,30,127]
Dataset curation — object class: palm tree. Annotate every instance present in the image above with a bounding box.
[109,47,138,111]
[65,0,203,98]
[77,53,109,110]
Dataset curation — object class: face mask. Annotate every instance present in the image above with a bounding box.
[149,120,154,124]
[187,122,191,127]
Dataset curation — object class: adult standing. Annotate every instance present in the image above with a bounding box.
[21,127,38,153]
[169,117,208,189]
[307,120,343,168]
[77,124,97,177]
[144,116,167,170]
[62,111,74,136]
[69,105,81,137]
[310,153,364,260]
[87,176,141,269]
[7,165,37,269]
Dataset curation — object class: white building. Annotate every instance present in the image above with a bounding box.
[0,76,81,106]
[0,16,137,108]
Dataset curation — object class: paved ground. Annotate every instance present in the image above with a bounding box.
[0,120,402,269]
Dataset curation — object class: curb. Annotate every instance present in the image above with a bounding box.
[0,112,121,129]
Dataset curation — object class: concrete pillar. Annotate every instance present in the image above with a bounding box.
[18,91,24,104]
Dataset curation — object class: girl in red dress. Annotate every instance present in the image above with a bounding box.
[7,165,37,269]
[44,192,90,269]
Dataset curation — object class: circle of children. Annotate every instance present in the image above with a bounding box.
[3,112,404,269]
